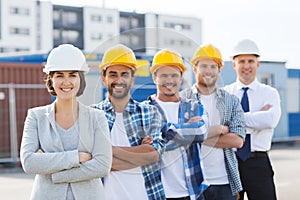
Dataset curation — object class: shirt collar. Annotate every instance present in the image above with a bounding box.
[191,84,222,100]
[191,84,199,95]
[148,94,184,105]
[102,97,139,113]
[235,78,259,91]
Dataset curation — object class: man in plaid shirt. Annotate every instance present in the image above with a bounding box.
[147,49,208,200]
[92,44,165,200]
[181,44,246,200]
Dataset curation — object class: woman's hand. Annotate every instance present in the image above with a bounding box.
[78,152,92,163]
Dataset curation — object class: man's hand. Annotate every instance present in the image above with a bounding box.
[141,136,154,145]
[219,125,229,135]
[209,125,229,135]
[187,116,202,122]
[36,149,44,153]
[261,104,272,111]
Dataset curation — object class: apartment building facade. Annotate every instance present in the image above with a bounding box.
[0,0,202,58]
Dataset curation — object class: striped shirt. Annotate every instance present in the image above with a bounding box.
[180,84,245,196]
[91,97,165,200]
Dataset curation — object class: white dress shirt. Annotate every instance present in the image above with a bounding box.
[224,78,281,151]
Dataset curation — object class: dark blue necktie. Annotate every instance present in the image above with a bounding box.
[237,87,251,161]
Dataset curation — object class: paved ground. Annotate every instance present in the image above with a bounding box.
[1,142,300,199]
[269,141,300,199]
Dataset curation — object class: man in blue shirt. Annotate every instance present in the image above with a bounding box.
[148,49,207,200]
[92,44,165,200]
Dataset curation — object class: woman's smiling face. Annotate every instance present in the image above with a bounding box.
[52,71,80,100]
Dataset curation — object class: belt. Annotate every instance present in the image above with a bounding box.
[249,151,268,158]
[166,197,190,200]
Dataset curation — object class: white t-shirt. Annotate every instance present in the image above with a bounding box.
[156,98,189,198]
[200,93,229,185]
[104,112,148,200]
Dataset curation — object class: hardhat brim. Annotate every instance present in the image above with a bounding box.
[231,52,261,59]
[150,63,186,74]
[100,62,137,73]
[43,64,89,74]
[191,56,224,68]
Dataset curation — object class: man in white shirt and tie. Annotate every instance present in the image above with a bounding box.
[224,39,281,200]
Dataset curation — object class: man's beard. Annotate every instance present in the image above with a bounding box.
[161,83,177,96]
[108,83,130,99]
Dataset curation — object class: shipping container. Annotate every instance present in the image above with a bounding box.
[0,63,51,163]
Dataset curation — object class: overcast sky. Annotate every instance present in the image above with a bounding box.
[51,0,300,68]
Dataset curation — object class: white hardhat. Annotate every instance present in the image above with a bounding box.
[231,39,260,59]
[43,44,89,74]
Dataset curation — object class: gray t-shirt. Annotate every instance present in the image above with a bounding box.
[56,121,79,200]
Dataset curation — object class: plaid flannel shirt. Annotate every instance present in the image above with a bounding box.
[180,85,245,196]
[91,97,166,200]
[148,95,208,200]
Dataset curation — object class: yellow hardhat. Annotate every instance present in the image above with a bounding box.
[99,44,137,72]
[191,44,223,68]
[150,49,187,74]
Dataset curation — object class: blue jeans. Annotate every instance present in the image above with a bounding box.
[203,184,236,200]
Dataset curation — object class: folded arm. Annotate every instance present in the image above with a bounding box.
[245,89,281,130]
[51,111,112,183]
[20,110,80,175]
[112,144,159,171]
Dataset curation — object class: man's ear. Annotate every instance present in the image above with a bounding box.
[232,60,237,70]
[257,60,260,69]
[192,66,197,74]
[152,74,158,84]
[130,76,135,87]
[101,74,106,86]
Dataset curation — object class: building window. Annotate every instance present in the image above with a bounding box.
[164,38,192,47]
[62,30,80,43]
[107,16,113,23]
[183,24,191,30]
[120,17,130,30]
[91,15,102,22]
[0,47,10,52]
[62,12,78,26]
[10,27,30,35]
[15,47,29,52]
[54,29,79,42]
[120,34,141,46]
[53,29,60,40]
[10,7,30,16]
[107,34,113,39]
[131,18,139,28]
[91,33,102,40]
[260,73,273,86]
[54,9,80,26]
[131,35,140,46]
[164,22,191,30]
[120,35,130,44]
[53,10,60,21]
